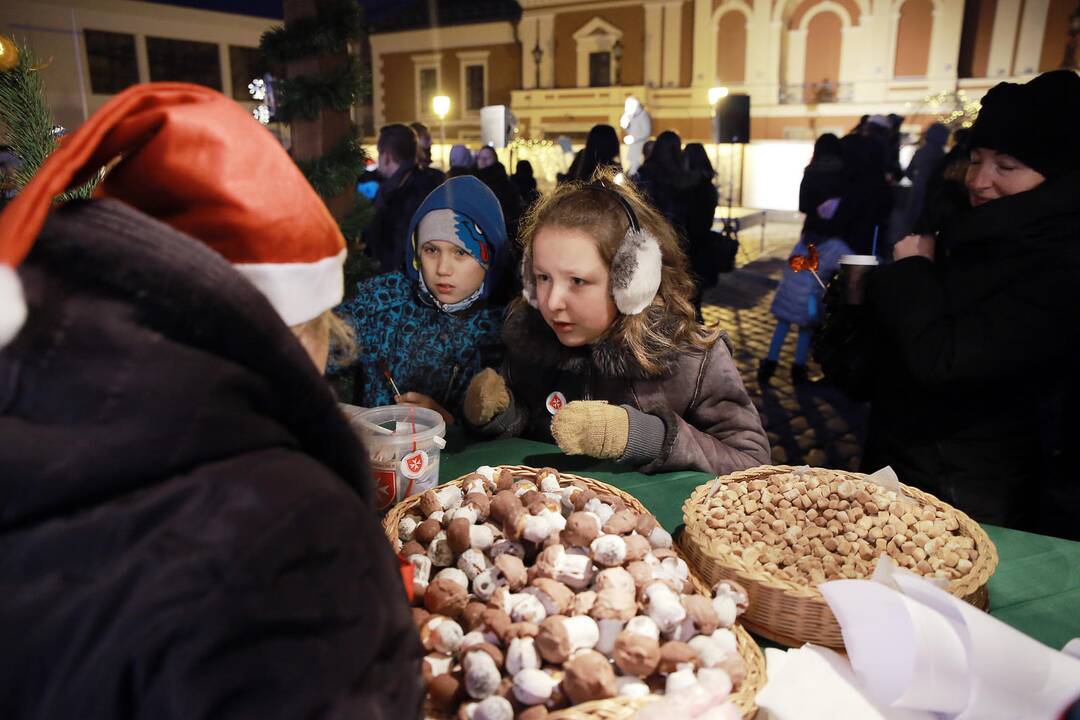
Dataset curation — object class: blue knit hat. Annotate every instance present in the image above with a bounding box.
[405,175,508,312]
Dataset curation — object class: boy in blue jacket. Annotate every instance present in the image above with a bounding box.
[336,176,510,423]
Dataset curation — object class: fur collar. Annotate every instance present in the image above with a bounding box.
[501,302,684,380]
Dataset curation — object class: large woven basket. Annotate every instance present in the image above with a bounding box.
[680,465,999,650]
[384,465,766,720]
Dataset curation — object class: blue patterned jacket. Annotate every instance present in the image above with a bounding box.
[337,272,504,413]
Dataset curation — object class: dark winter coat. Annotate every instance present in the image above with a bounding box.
[799,155,846,238]
[864,170,1080,539]
[684,179,721,289]
[365,162,442,274]
[469,304,770,475]
[836,134,892,255]
[475,162,524,245]
[0,200,424,718]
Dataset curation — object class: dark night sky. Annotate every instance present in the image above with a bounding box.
[137,0,409,20]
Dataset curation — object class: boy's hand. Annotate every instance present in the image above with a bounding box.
[463,368,509,426]
[395,392,454,425]
[551,401,628,460]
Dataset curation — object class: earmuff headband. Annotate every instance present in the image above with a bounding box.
[520,179,663,316]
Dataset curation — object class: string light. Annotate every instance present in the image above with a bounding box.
[248,77,266,101]
[908,90,981,129]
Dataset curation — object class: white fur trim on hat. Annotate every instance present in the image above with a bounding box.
[234,248,347,327]
[0,263,27,348]
[610,228,662,315]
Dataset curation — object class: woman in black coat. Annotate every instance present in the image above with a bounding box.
[633,130,696,236]
[863,70,1080,539]
[681,143,721,314]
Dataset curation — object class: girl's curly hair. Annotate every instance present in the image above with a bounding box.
[514,167,719,375]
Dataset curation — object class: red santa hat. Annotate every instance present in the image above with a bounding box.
[0,82,346,348]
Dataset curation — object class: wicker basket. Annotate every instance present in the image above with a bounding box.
[384,465,766,720]
[680,465,999,650]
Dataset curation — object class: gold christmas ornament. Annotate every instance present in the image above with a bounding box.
[0,35,19,72]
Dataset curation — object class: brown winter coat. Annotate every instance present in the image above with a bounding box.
[472,304,770,475]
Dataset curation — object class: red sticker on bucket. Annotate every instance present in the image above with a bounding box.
[546,391,566,415]
[401,450,429,480]
[375,469,397,511]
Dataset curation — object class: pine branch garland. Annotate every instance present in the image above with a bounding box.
[274,55,367,123]
[0,44,95,201]
[294,131,367,197]
[260,0,363,66]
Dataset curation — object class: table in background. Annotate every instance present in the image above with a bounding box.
[440,435,1080,652]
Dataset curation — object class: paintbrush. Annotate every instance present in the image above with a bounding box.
[378,358,402,398]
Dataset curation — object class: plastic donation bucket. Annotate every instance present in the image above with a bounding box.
[353,405,446,512]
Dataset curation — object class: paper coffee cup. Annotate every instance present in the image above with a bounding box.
[839,256,878,305]
[839,254,880,266]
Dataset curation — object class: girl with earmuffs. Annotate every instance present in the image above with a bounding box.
[462,170,770,475]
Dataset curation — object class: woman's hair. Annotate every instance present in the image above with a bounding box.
[515,167,719,374]
[812,133,841,162]
[572,124,621,181]
[642,130,682,173]
[682,143,715,182]
[291,309,357,367]
[514,160,534,178]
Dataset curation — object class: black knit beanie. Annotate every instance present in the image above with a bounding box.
[969,70,1080,180]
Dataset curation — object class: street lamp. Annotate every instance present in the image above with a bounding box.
[433,95,451,170]
[708,86,729,106]
[612,39,623,86]
[532,41,543,88]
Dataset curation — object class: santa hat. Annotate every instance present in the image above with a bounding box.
[0,82,346,348]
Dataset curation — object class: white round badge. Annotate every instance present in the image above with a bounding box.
[400,449,429,480]
[546,391,567,415]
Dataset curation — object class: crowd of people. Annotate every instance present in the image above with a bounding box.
[0,69,1077,718]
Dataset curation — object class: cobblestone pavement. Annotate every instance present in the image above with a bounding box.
[700,222,870,471]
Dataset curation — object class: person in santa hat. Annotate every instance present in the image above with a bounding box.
[0,84,422,718]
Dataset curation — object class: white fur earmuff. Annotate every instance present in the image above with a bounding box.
[609,227,662,315]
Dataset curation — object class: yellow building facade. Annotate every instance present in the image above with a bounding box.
[371,0,1078,142]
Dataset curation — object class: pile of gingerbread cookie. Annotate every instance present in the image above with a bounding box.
[393,466,749,720]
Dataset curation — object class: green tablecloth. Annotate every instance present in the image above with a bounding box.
[439,433,1080,651]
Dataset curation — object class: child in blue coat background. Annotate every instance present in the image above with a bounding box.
[335,176,510,423]
[759,234,850,385]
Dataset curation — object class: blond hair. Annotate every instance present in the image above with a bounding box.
[515,168,718,375]
[291,309,357,367]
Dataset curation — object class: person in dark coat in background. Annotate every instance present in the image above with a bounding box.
[680,143,720,317]
[836,132,892,256]
[512,159,541,209]
[912,127,972,236]
[798,133,846,239]
[633,130,695,237]
[365,124,442,274]
[900,122,949,237]
[0,84,423,719]
[447,143,474,177]
[409,121,445,184]
[475,145,524,245]
[863,70,1080,539]
[558,124,621,184]
[759,133,852,386]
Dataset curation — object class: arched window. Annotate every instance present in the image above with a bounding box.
[894,0,934,77]
[1040,0,1075,72]
[716,10,748,83]
[804,10,842,102]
